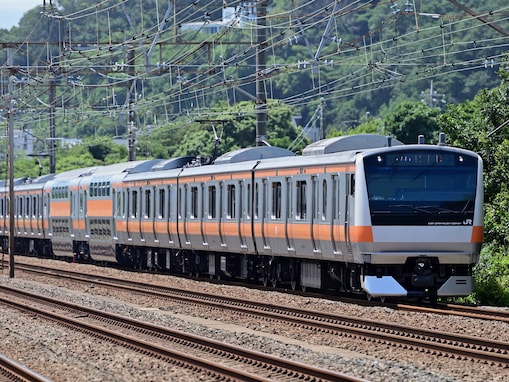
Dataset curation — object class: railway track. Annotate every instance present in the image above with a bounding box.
[11,262,509,369]
[0,354,52,382]
[0,285,362,382]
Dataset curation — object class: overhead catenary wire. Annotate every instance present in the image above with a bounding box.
[2,0,508,143]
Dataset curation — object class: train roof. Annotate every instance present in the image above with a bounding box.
[302,134,403,156]
[214,146,295,165]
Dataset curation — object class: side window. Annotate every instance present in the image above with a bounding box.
[349,174,355,196]
[272,181,281,219]
[246,183,251,220]
[322,179,327,220]
[131,190,138,218]
[178,187,183,219]
[190,186,198,219]
[227,184,236,219]
[208,185,216,219]
[144,189,151,218]
[254,183,259,219]
[158,188,165,219]
[313,177,318,219]
[296,180,307,220]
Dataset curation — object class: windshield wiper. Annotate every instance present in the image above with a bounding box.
[389,204,471,214]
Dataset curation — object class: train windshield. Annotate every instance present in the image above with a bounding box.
[363,150,478,226]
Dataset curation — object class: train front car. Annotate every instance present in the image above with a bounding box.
[355,143,483,300]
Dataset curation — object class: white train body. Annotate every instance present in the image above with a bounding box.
[0,134,483,299]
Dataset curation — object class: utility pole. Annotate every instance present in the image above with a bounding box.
[7,75,16,278]
[49,76,56,173]
[127,48,137,161]
[255,0,268,146]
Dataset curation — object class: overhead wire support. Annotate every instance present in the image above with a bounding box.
[255,0,268,147]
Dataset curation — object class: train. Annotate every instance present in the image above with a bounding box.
[0,133,483,300]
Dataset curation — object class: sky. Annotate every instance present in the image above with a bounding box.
[1,0,43,30]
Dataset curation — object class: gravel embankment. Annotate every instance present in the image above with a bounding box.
[0,257,507,382]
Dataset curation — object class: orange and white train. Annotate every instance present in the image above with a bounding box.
[0,134,484,300]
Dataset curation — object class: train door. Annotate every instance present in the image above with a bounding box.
[184,182,202,247]
[199,182,206,246]
[287,175,313,257]
[33,194,40,237]
[343,174,355,261]
[202,182,221,250]
[166,184,177,246]
[219,180,240,250]
[238,180,254,251]
[80,187,88,239]
[141,186,153,244]
[312,174,334,258]
[259,178,270,253]
[127,187,142,243]
[126,188,131,242]
[177,183,191,247]
[332,173,351,261]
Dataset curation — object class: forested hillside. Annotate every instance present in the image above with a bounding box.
[1,0,507,159]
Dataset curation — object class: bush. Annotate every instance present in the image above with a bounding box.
[470,243,509,306]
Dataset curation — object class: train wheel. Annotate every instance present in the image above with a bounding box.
[290,280,297,290]
[262,276,269,287]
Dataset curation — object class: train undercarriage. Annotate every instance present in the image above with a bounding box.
[1,235,473,300]
[114,244,363,293]
[113,245,475,299]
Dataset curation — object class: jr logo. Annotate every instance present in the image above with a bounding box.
[463,219,473,225]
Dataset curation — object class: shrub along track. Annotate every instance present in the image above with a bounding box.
[12,262,509,369]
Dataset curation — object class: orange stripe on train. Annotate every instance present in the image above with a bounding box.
[471,226,484,243]
[349,226,374,243]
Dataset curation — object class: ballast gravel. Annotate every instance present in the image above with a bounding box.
[0,257,507,382]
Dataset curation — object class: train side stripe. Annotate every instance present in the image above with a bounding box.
[471,226,484,243]
[349,226,374,243]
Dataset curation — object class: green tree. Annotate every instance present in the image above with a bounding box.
[382,101,441,144]
[438,66,509,306]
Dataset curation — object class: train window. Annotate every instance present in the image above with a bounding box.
[158,189,165,219]
[227,184,236,219]
[144,189,151,218]
[239,181,244,220]
[296,181,307,220]
[208,185,216,219]
[131,190,138,218]
[32,196,37,218]
[272,181,281,219]
[254,183,259,219]
[26,196,30,217]
[114,191,117,216]
[348,174,355,196]
[178,188,182,219]
[167,186,172,218]
[246,183,251,220]
[190,186,198,219]
[313,178,318,219]
[322,180,327,220]
[79,193,84,215]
